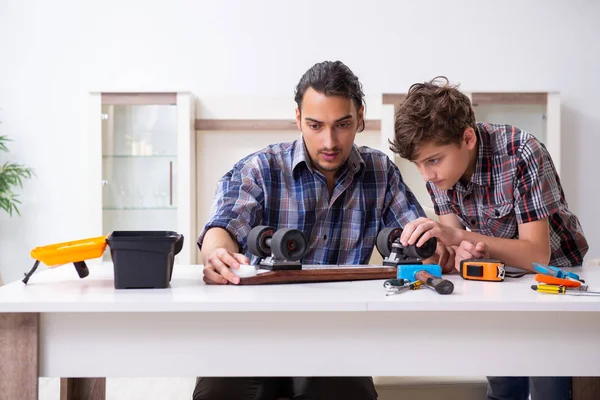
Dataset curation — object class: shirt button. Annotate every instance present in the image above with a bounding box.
[494,210,500,217]
[323,235,327,241]
[470,219,476,225]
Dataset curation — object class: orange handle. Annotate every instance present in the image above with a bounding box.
[535,274,580,287]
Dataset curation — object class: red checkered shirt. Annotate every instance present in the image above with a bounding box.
[427,123,588,267]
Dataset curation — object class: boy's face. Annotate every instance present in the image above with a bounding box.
[412,128,477,191]
[296,88,363,177]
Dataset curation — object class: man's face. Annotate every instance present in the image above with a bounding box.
[296,88,363,178]
[412,129,476,191]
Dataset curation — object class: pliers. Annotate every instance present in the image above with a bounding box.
[532,262,584,282]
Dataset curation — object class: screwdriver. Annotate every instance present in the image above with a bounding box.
[386,280,422,296]
[534,274,588,291]
[531,284,600,296]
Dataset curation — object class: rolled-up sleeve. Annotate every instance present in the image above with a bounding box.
[197,161,265,253]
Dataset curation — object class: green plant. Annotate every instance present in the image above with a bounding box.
[0,135,34,216]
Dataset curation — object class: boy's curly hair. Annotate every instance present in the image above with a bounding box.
[391,76,476,161]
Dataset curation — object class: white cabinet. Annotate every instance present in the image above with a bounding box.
[381,92,561,209]
[88,92,197,264]
[470,92,561,175]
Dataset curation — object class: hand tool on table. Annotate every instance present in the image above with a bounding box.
[383,278,408,289]
[385,280,423,296]
[459,258,505,282]
[409,266,454,295]
[531,284,600,296]
[24,236,108,284]
[535,274,588,291]
[532,262,583,282]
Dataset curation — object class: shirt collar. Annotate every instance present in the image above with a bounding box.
[292,138,365,177]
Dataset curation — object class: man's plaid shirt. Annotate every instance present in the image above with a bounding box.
[427,123,588,267]
[198,139,425,265]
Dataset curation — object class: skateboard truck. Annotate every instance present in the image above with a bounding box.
[375,227,437,267]
[247,225,308,271]
[376,227,453,295]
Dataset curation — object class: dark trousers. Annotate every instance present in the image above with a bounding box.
[193,377,378,400]
[487,376,572,400]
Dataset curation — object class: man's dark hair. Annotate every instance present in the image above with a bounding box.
[391,76,476,161]
[294,60,366,132]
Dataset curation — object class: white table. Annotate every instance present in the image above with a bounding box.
[1,264,600,399]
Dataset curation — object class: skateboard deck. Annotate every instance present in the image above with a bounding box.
[238,264,397,285]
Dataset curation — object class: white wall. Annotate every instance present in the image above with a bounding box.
[1,0,599,283]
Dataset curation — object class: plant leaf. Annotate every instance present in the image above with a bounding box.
[0,135,34,217]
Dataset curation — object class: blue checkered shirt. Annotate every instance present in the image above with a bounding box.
[198,139,425,265]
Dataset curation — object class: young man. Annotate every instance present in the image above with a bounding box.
[392,76,588,400]
[194,61,454,400]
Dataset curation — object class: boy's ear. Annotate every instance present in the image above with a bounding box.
[295,108,301,131]
[463,127,477,150]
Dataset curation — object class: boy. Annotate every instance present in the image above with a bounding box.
[391,76,588,400]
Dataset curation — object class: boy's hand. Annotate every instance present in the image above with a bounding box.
[454,240,490,272]
[426,242,456,274]
[401,217,462,248]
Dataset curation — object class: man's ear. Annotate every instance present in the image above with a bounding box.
[358,105,365,129]
[295,108,302,131]
[463,127,477,150]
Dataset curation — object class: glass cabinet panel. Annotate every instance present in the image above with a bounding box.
[101,103,178,258]
[473,103,547,144]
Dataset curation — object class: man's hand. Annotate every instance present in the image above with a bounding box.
[400,217,462,248]
[424,242,456,274]
[203,248,250,285]
[454,240,490,272]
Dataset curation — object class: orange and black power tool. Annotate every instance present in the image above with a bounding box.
[459,258,505,282]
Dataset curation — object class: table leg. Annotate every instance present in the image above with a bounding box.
[573,377,600,400]
[0,313,39,400]
[60,378,106,400]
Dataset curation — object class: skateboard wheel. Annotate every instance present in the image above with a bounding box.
[270,228,307,261]
[405,236,437,260]
[376,227,401,257]
[247,225,276,258]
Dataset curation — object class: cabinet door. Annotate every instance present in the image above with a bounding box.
[473,103,547,143]
[471,92,560,175]
[101,103,178,258]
